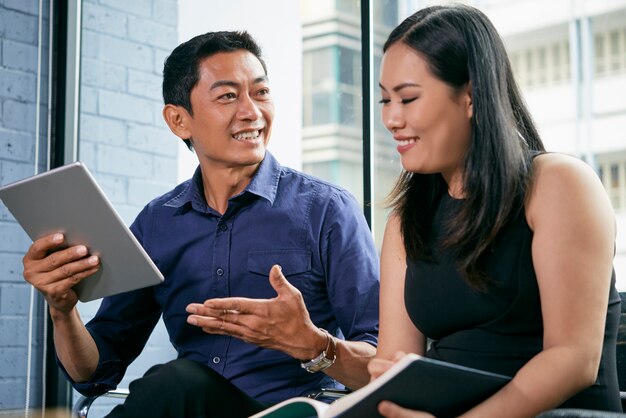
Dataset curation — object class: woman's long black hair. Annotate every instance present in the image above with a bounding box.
[386,5,545,289]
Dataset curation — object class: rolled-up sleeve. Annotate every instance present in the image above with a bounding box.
[57,210,163,396]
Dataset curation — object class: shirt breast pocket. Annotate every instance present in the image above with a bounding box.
[247,249,313,292]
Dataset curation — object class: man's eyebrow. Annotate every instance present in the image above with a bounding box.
[378,82,421,92]
[210,76,269,90]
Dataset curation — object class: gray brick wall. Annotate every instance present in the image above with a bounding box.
[0,0,180,414]
[76,0,179,416]
[0,0,50,412]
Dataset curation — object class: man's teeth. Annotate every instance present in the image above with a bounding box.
[398,138,416,146]
[233,130,260,141]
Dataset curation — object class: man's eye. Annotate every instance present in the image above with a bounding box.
[257,88,270,96]
[220,93,237,100]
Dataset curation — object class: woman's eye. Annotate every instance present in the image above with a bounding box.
[378,98,390,104]
[401,97,417,104]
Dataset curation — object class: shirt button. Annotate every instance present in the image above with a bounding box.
[212,356,221,364]
[216,268,224,276]
[218,223,227,231]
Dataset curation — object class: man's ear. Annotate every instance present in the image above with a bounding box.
[163,104,193,140]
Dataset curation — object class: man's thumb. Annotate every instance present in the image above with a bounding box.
[269,264,290,294]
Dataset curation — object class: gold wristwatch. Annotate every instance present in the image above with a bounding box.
[301,329,337,373]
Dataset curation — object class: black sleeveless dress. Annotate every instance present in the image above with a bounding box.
[405,192,622,411]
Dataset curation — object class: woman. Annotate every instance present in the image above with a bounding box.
[369,4,621,418]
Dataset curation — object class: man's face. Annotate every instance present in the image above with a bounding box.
[184,50,274,169]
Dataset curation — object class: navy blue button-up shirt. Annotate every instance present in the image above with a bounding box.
[65,152,379,404]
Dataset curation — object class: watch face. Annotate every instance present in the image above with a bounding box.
[304,355,335,373]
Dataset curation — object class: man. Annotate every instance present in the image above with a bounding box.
[22,31,379,417]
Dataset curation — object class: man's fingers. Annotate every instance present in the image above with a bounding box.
[196,297,255,315]
[25,233,65,262]
[187,314,248,337]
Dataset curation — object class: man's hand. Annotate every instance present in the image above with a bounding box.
[186,264,327,360]
[23,233,100,316]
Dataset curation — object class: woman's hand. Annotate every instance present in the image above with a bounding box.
[379,401,436,418]
[368,351,406,381]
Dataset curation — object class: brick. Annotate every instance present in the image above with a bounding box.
[81,58,127,91]
[0,203,12,222]
[98,34,153,72]
[0,9,37,44]
[128,15,177,49]
[152,155,177,183]
[96,173,128,205]
[3,99,36,132]
[0,284,31,316]
[82,1,127,36]
[77,140,97,171]
[0,222,30,254]
[0,317,28,347]
[128,69,162,101]
[0,69,37,101]
[128,178,169,206]
[4,0,40,16]
[0,378,26,409]
[96,144,152,178]
[80,85,98,114]
[80,114,126,146]
[153,0,178,25]
[2,39,37,73]
[81,30,100,60]
[99,0,153,18]
[99,90,154,124]
[115,204,141,226]
[154,47,170,76]
[0,129,35,163]
[0,253,25,283]
[127,123,176,156]
[0,347,27,377]
[0,159,37,185]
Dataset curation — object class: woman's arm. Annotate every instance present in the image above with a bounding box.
[460,153,616,418]
[374,213,426,363]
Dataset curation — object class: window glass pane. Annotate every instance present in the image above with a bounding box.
[371,0,401,247]
[302,0,363,203]
[336,0,359,16]
[0,1,50,413]
[338,46,356,85]
[312,92,334,125]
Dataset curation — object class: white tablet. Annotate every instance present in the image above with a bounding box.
[0,162,164,302]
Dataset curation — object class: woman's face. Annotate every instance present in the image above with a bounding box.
[379,42,473,189]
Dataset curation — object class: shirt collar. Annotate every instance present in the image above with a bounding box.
[163,151,280,209]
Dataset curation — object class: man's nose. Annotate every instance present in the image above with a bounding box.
[237,94,262,120]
